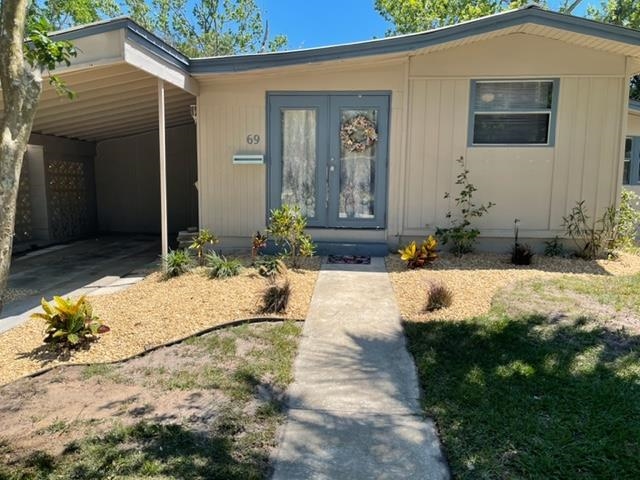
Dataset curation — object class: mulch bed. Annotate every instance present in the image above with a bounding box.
[386,252,640,321]
[0,258,320,386]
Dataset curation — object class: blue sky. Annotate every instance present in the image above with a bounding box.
[255,1,593,50]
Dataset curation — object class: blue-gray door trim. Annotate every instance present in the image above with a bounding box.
[267,92,390,229]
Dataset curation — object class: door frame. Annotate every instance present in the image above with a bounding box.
[266,91,392,230]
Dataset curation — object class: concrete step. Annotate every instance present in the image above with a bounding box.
[264,241,390,257]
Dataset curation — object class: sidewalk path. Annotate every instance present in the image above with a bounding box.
[271,257,449,480]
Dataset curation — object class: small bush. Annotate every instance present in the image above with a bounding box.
[511,219,534,266]
[425,282,453,312]
[544,236,566,257]
[512,243,535,265]
[267,204,315,268]
[262,280,291,314]
[255,255,287,278]
[612,189,640,249]
[164,249,192,278]
[398,235,438,269]
[31,296,110,347]
[562,200,617,260]
[435,156,495,256]
[206,252,242,279]
[190,229,218,264]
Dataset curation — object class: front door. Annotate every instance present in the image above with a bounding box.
[268,93,389,228]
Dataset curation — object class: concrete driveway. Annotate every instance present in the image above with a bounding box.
[1,235,160,334]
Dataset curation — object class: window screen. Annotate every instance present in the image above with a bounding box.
[471,80,556,145]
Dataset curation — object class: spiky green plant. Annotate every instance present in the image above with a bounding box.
[164,249,192,278]
[206,252,242,279]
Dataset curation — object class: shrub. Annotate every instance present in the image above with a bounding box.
[425,282,453,312]
[31,296,109,347]
[612,189,640,250]
[436,156,495,256]
[255,255,287,279]
[190,229,218,264]
[511,219,534,266]
[562,200,618,260]
[262,280,291,314]
[267,204,315,268]
[544,236,566,257]
[164,249,192,278]
[205,252,242,279]
[398,235,438,269]
[251,231,268,263]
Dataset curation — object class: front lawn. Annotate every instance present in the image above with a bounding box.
[0,320,301,480]
[404,273,640,479]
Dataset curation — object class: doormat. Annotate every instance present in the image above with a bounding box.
[327,255,371,265]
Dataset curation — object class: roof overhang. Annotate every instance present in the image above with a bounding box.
[49,18,198,95]
[189,5,640,75]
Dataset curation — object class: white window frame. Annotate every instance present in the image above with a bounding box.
[468,79,559,147]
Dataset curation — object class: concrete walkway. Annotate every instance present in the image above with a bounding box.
[271,257,449,480]
[1,236,159,334]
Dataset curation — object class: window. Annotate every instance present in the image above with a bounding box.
[470,80,557,146]
[624,136,640,185]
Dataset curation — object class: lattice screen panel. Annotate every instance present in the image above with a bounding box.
[14,162,33,243]
[47,159,91,241]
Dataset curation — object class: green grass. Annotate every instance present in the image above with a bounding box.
[0,321,302,480]
[548,273,640,314]
[405,275,640,479]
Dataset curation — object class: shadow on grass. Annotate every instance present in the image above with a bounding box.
[404,313,640,479]
[1,421,269,480]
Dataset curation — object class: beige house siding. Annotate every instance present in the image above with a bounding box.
[197,33,629,247]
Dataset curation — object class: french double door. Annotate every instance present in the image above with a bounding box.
[268,93,389,228]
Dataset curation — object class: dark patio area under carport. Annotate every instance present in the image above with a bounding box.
[1,235,160,334]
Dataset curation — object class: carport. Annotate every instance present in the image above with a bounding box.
[3,18,200,260]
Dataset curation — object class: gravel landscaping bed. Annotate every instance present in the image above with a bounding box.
[0,258,320,386]
[386,252,640,321]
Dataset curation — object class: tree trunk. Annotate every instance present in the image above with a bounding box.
[0,0,43,313]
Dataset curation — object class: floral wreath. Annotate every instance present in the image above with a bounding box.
[340,114,378,153]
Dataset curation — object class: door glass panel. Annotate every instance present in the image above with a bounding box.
[281,109,317,218]
[339,109,377,219]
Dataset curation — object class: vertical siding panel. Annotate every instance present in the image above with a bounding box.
[435,80,455,226]
[422,80,441,226]
[405,79,427,229]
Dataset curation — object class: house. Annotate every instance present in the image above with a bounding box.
[626,100,640,198]
[5,5,640,256]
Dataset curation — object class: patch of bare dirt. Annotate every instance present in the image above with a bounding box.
[0,322,295,461]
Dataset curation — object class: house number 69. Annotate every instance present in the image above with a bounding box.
[246,134,260,145]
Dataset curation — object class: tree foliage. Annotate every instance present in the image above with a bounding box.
[30,0,120,30]
[374,0,539,34]
[122,0,286,57]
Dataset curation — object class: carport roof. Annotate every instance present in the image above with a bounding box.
[4,4,640,142]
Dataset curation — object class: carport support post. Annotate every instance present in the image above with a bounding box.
[158,79,169,270]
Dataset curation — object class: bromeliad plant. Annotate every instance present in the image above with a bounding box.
[267,204,315,268]
[399,235,439,269]
[31,296,109,347]
[436,156,495,256]
[190,229,219,265]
